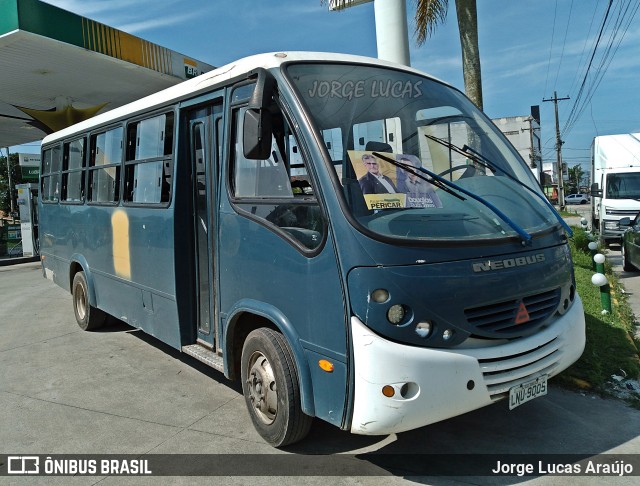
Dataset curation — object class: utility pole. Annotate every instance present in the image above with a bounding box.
[521,117,541,180]
[328,0,411,66]
[543,91,570,210]
[374,0,410,65]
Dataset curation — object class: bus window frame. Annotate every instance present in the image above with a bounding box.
[41,143,62,204]
[226,86,328,256]
[86,123,125,207]
[60,135,87,205]
[122,108,176,208]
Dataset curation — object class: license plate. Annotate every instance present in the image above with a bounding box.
[508,376,548,410]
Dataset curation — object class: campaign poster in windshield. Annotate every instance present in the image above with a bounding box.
[350,151,443,210]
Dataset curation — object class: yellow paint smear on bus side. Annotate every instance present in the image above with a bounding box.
[112,210,131,279]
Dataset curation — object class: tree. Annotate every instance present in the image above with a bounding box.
[415,0,482,109]
[0,152,23,216]
[328,1,483,109]
[567,165,584,194]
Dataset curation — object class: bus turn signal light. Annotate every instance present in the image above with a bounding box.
[382,385,395,397]
[318,360,334,372]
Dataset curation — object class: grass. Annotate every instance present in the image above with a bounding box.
[558,208,580,217]
[556,227,640,405]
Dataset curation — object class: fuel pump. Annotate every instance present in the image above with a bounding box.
[16,183,39,257]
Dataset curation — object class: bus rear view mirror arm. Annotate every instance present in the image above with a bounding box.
[248,68,275,111]
[244,67,275,160]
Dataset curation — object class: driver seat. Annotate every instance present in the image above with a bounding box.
[365,141,393,153]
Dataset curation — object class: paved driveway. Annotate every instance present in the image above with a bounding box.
[1,262,639,484]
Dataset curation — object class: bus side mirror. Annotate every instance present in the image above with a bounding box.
[243,109,272,159]
[591,183,602,198]
[619,217,631,227]
[243,67,275,160]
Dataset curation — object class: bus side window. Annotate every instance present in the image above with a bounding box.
[41,145,61,203]
[61,138,86,203]
[123,113,174,205]
[231,107,324,250]
[233,110,292,199]
[88,127,123,204]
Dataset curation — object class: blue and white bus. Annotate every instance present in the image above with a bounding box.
[39,52,585,447]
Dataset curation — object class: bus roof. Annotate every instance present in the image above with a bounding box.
[41,51,443,145]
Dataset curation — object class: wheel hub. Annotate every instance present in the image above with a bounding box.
[246,352,277,424]
[75,285,86,320]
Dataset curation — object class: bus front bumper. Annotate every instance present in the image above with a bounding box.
[349,295,585,436]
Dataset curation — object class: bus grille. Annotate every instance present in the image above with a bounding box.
[464,288,561,337]
[478,336,563,399]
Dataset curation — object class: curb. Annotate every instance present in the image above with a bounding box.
[0,256,40,267]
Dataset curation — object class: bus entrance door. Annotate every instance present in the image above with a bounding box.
[187,99,223,352]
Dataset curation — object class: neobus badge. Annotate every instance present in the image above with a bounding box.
[472,254,546,273]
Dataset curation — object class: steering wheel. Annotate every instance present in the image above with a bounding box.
[437,165,477,179]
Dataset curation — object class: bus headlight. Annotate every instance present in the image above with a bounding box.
[387,304,406,325]
[371,289,390,303]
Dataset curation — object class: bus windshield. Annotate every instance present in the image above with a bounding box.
[285,63,557,243]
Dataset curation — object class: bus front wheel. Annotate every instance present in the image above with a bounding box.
[72,271,106,331]
[240,328,312,447]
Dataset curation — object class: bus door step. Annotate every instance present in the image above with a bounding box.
[182,344,224,372]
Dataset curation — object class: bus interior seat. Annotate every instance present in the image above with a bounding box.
[365,141,393,153]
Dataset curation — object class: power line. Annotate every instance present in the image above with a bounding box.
[562,0,640,138]
[543,0,558,98]
[567,2,600,96]
[561,0,613,136]
[553,0,574,92]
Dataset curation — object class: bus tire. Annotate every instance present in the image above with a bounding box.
[72,271,106,331]
[240,328,312,447]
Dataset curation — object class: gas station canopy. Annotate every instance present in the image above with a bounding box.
[0,0,214,148]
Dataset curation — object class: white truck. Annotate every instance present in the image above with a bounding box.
[591,133,640,242]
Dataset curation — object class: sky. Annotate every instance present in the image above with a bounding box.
[12,0,640,172]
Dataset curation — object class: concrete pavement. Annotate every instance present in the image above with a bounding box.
[1,261,639,484]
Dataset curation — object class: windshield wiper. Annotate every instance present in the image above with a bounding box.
[423,134,573,237]
[371,154,466,202]
[368,152,464,201]
[372,151,533,245]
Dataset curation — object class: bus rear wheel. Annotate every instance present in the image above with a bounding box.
[240,328,312,447]
[72,271,106,331]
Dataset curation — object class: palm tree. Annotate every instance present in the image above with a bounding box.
[416,0,482,109]
[327,1,483,109]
